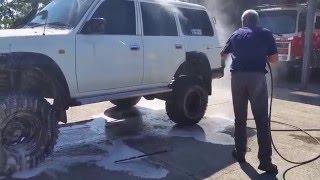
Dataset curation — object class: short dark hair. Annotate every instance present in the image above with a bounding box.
[242,10,259,27]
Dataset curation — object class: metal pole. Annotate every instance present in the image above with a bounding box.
[301,0,316,89]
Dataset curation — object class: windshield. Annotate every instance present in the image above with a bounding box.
[26,0,95,29]
[259,10,298,34]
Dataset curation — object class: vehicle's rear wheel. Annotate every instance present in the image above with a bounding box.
[286,61,302,82]
[166,77,208,125]
[111,97,141,109]
[273,62,289,83]
[0,94,58,175]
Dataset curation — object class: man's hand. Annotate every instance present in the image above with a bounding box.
[220,52,228,68]
[267,54,279,63]
[221,53,228,61]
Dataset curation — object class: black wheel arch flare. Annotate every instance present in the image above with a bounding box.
[174,51,212,95]
[0,52,71,110]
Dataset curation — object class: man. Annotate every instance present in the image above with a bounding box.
[220,10,279,174]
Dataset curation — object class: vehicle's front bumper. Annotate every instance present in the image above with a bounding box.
[211,67,224,79]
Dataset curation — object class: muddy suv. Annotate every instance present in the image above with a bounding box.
[0,0,223,173]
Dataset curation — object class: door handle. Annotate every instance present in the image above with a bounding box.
[206,45,214,50]
[130,45,140,51]
[175,44,183,49]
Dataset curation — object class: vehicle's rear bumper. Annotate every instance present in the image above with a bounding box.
[211,67,224,79]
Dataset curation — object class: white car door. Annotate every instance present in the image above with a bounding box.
[76,0,143,93]
[178,8,221,70]
[140,2,185,86]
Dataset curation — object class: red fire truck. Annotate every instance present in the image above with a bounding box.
[257,4,320,79]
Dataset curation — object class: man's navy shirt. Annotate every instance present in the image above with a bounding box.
[222,27,278,73]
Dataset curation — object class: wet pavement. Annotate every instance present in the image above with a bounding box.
[2,72,320,180]
[7,100,239,180]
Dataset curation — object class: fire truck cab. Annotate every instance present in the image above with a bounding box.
[257,4,320,80]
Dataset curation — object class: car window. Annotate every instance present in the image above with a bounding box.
[260,10,297,34]
[141,2,178,36]
[91,0,136,35]
[178,8,214,36]
[28,0,95,29]
[315,16,320,30]
[298,12,307,32]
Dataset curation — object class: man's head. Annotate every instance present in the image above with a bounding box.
[242,9,259,28]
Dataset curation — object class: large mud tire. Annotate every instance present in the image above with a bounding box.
[166,77,208,125]
[0,94,58,175]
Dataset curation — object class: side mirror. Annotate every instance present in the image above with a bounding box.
[212,17,217,24]
[40,10,48,20]
[82,18,106,34]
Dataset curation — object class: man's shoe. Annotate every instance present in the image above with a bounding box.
[232,150,246,163]
[258,163,278,174]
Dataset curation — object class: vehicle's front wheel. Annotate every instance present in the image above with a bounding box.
[0,94,58,174]
[166,77,208,125]
[111,97,141,109]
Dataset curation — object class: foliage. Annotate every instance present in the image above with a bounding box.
[0,0,50,29]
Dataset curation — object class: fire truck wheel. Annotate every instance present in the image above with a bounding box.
[277,63,289,81]
[287,61,302,82]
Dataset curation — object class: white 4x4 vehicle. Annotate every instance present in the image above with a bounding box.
[0,0,223,173]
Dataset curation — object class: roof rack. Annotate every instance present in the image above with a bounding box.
[256,3,307,9]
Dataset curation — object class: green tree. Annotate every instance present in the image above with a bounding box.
[0,0,50,29]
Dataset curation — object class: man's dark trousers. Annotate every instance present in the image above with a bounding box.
[231,72,272,163]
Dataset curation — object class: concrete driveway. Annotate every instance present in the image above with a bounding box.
[3,71,320,180]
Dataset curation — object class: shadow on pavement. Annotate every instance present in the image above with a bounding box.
[273,82,320,106]
[104,107,145,138]
[125,134,236,179]
[104,107,238,179]
[240,163,278,180]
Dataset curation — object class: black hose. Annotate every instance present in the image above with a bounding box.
[266,61,320,165]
